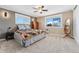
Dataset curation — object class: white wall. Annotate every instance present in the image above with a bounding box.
[73,6,79,44]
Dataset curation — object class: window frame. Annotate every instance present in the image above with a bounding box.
[45,14,63,29]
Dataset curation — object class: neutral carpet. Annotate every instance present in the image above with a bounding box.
[0,34,79,53]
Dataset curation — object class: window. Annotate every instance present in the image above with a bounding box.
[15,13,31,25]
[45,14,62,28]
[15,13,31,30]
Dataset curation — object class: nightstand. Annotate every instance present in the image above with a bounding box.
[5,31,14,41]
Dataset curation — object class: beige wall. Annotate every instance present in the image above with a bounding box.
[0,8,15,38]
[37,11,73,35]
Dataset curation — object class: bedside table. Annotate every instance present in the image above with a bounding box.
[5,32,14,41]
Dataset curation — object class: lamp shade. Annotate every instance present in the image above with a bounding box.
[65,18,70,25]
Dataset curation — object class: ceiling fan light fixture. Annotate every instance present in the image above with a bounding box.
[38,9,42,12]
[33,5,48,14]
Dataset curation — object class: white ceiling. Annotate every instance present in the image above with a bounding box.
[0,5,75,17]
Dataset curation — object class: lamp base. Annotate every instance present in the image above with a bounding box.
[63,34,74,39]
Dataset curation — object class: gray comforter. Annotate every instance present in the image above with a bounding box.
[14,32,46,47]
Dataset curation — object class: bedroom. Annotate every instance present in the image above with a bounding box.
[0,5,79,52]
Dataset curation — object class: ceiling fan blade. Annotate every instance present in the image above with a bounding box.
[40,12,42,14]
[34,11,38,12]
[42,9,48,11]
[33,7,38,10]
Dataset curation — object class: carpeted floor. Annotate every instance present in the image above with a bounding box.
[0,34,79,53]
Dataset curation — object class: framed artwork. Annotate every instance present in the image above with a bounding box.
[45,14,62,28]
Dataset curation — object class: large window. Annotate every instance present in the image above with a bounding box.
[15,13,31,25]
[15,13,31,30]
[45,14,62,28]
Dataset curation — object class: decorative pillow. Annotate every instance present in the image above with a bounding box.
[24,25,31,30]
[18,25,26,30]
[26,35,32,39]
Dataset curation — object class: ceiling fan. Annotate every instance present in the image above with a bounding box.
[33,5,48,14]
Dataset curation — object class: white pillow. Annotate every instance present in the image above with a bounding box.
[18,25,26,30]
